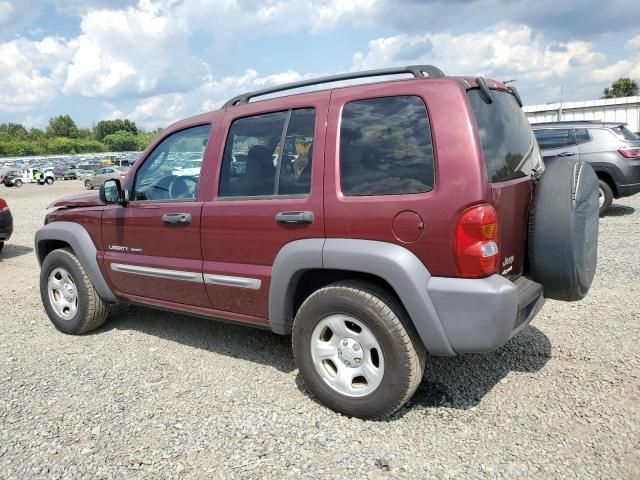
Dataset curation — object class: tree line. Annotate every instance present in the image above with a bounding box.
[0,115,163,157]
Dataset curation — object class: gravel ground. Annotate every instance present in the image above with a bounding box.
[0,181,638,479]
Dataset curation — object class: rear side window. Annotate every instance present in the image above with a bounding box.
[533,128,576,149]
[219,108,315,197]
[340,96,434,196]
[468,90,540,183]
[575,128,590,144]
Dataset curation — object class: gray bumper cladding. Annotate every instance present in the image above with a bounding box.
[35,221,118,303]
[428,274,544,353]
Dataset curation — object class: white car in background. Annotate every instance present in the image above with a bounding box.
[172,159,202,177]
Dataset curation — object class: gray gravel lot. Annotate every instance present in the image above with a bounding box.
[0,182,639,479]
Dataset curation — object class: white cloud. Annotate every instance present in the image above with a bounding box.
[589,34,640,83]
[63,0,207,99]
[0,1,14,22]
[353,23,605,81]
[0,36,75,112]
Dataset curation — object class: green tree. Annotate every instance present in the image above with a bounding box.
[0,123,29,140]
[95,119,138,142]
[103,130,138,151]
[602,78,639,98]
[28,128,46,140]
[46,115,79,138]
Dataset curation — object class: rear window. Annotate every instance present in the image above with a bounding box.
[611,125,639,141]
[340,95,434,196]
[468,89,541,183]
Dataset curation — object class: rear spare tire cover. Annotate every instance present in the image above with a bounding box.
[528,158,599,301]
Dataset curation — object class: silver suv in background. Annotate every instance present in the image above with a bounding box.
[532,121,640,215]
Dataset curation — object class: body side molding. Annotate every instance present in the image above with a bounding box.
[35,221,118,303]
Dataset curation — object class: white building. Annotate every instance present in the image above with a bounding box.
[524,96,640,134]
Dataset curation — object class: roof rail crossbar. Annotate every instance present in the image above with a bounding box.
[222,65,445,107]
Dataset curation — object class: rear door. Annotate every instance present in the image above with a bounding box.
[533,128,579,160]
[101,124,213,307]
[200,92,329,323]
[467,89,543,279]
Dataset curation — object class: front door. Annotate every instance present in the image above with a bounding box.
[199,92,329,322]
[101,124,213,307]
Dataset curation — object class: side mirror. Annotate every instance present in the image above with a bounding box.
[100,178,126,205]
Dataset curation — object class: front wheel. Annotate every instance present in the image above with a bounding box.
[598,179,613,216]
[14,179,22,188]
[292,281,425,419]
[40,248,109,334]
[45,177,54,185]
[84,180,93,190]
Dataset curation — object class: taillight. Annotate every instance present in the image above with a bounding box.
[455,204,499,278]
[618,147,640,159]
[0,199,8,212]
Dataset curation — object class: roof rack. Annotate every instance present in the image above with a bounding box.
[223,65,445,107]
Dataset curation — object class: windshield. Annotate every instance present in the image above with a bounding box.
[468,89,543,182]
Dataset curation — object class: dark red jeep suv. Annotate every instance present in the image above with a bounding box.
[35,66,599,418]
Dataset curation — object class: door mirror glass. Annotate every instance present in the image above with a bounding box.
[100,178,124,204]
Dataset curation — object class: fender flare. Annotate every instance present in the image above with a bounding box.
[35,221,118,303]
[269,238,455,356]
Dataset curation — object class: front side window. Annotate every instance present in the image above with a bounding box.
[340,96,434,196]
[219,108,315,197]
[132,124,211,201]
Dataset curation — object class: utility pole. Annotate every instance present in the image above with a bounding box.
[558,85,564,122]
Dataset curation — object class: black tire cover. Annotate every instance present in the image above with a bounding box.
[528,158,599,301]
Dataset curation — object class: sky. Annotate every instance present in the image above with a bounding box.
[1,0,639,130]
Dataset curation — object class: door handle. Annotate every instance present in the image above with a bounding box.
[557,152,575,157]
[275,211,314,225]
[162,213,192,225]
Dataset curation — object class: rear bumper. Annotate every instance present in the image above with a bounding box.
[0,209,13,241]
[617,182,640,197]
[427,274,545,354]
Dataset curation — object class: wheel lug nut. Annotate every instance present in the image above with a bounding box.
[353,344,360,351]
[343,339,348,346]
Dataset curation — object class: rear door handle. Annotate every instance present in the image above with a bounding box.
[275,211,314,225]
[557,151,575,157]
[162,213,191,225]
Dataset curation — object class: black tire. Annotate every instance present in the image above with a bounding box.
[14,179,22,188]
[45,177,54,185]
[84,180,93,190]
[0,242,4,252]
[528,158,599,301]
[40,248,109,334]
[597,179,613,217]
[292,281,425,419]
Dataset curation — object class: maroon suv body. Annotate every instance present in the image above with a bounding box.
[35,66,599,418]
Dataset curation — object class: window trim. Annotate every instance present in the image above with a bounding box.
[129,123,211,204]
[217,107,315,201]
[338,94,436,197]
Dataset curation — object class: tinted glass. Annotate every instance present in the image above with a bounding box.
[219,109,315,197]
[278,108,315,195]
[133,124,210,201]
[468,90,541,182]
[533,129,574,149]
[575,128,590,144]
[340,96,434,196]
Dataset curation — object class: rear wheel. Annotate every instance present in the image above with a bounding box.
[40,248,109,334]
[597,179,613,216]
[292,281,425,419]
[45,177,54,185]
[84,180,93,190]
